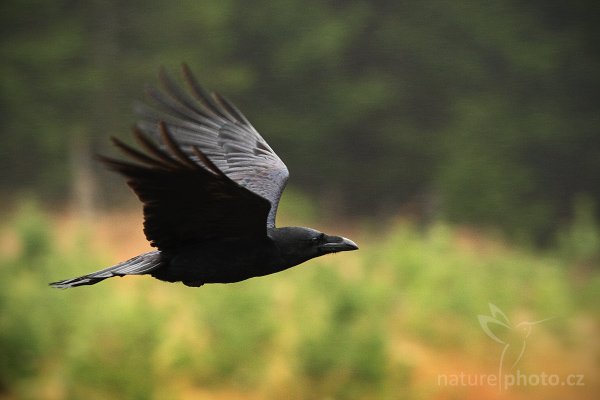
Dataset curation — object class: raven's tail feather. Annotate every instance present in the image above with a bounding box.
[49,251,163,289]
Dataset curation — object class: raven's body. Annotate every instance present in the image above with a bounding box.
[50,65,357,289]
[154,238,281,286]
[151,228,349,286]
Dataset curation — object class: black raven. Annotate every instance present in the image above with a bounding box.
[50,65,358,289]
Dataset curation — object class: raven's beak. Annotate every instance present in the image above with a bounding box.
[319,236,359,253]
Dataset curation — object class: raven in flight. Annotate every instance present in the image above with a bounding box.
[51,65,358,289]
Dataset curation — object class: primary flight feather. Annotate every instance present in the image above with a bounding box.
[50,65,358,289]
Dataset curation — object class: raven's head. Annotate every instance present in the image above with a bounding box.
[270,227,358,267]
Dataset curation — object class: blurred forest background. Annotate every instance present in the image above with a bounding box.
[1,0,599,244]
[0,1,598,399]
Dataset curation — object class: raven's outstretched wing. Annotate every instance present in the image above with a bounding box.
[136,65,289,227]
[101,126,271,250]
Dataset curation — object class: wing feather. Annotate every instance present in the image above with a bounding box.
[101,129,271,250]
[137,65,289,227]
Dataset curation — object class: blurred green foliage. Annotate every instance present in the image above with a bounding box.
[0,204,597,399]
[557,194,600,266]
[1,0,599,244]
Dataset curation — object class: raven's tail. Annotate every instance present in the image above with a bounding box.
[49,251,164,289]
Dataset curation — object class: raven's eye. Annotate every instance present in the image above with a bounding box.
[312,233,325,243]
